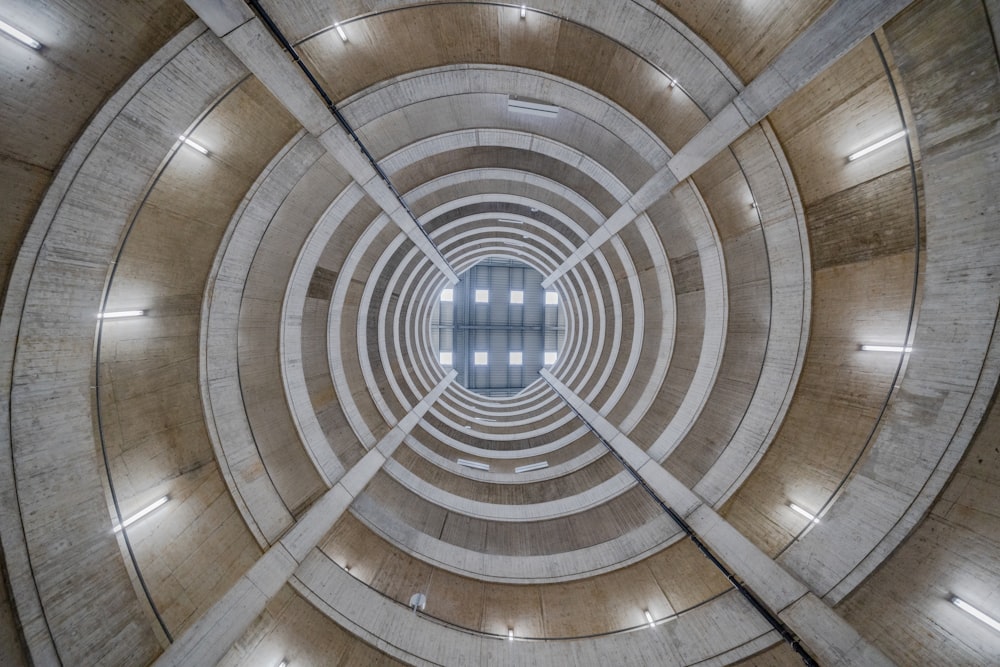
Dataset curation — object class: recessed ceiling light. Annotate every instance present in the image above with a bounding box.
[113,496,169,532]
[0,19,41,49]
[98,310,145,319]
[789,503,819,524]
[848,130,906,161]
[860,344,912,352]
[179,135,209,155]
[458,458,490,471]
[508,97,559,117]
[951,597,1000,632]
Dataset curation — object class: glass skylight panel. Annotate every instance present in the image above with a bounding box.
[475,289,489,303]
[439,351,453,366]
[509,351,523,365]
[440,288,454,302]
[474,351,488,366]
[510,290,524,304]
[544,291,559,305]
[544,351,557,365]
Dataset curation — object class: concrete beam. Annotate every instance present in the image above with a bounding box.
[153,371,455,667]
[543,0,915,288]
[184,0,458,283]
[542,370,892,667]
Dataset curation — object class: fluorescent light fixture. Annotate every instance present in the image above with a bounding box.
[789,503,819,524]
[474,351,488,366]
[439,351,453,366]
[475,417,496,422]
[509,351,523,365]
[335,22,347,41]
[848,130,906,161]
[98,310,145,319]
[510,290,524,304]
[520,5,526,18]
[179,135,209,155]
[113,496,169,532]
[475,289,489,303]
[0,19,41,49]
[508,628,514,640]
[861,344,912,353]
[508,97,560,117]
[498,218,523,224]
[544,351,557,366]
[440,288,454,302]
[667,76,677,89]
[458,458,490,471]
[952,597,1000,632]
[544,291,559,305]
[515,461,548,473]
[644,610,655,628]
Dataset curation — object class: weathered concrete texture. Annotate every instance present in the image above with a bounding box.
[543,372,892,666]
[779,0,1000,604]
[186,0,459,283]
[154,372,454,667]
[0,23,247,666]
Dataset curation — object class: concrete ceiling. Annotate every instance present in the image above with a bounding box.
[0,1,998,665]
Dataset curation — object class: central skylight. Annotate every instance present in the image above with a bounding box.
[432,258,565,397]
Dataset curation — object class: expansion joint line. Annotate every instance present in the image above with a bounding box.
[542,377,818,667]
[243,0,452,268]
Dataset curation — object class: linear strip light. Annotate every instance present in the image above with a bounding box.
[98,310,145,319]
[508,628,514,640]
[520,5,526,18]
[952,597,1000,632]
[0,19,42,49]
[458,459,490,471]
[113,496,169,532]
[179,135,209,155]
[515,461,548,473]
[789,503,819,524]
[335,22,347,41]
[848,130,906,161]
[498,219,524,224]
[644,610,655,628]
[508,97,559,117]
[861,344,912,353]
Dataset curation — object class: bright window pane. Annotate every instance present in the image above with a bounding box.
[544,291,559,305]
[509,351,523,365]
[474,351,488,366]
[440,288,454,302]
[544,351,557,365]
[439,351,453,365]
[475,289,489,303]
[510,290,524,304]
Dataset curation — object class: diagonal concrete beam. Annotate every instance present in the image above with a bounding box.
[153,371,456,667]
[542,370,892,667]
[185,0,458,283]
[542,0,915,288]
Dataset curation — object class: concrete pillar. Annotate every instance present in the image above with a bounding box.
[153,371,455,667]
[542,370,893,667]
[542,0,915,288]
[184,0,459,284]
